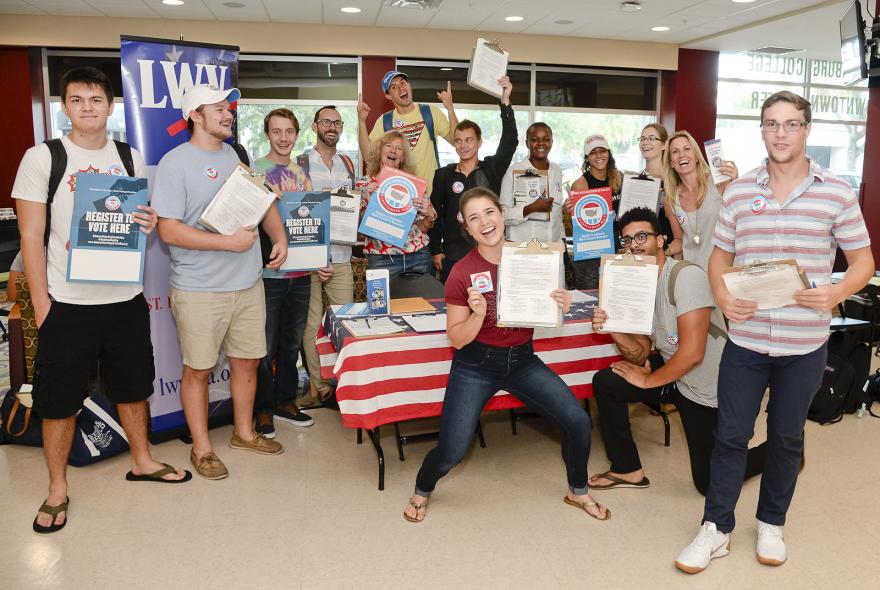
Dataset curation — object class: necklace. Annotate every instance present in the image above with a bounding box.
[679,186,701,245]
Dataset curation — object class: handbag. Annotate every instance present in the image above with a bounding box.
[68,391,130,467]
[0,386,44,447]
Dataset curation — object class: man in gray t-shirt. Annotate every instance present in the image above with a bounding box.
[153,84,289,480]
[587,207,764,496]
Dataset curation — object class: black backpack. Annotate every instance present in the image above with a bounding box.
[807,330,872,424]
[45,138,135,245]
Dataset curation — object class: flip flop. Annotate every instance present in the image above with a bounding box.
[403,498,428,523]
[589,471,650,490]
[33,497,69,534]
[563,496,611,521]
[125,463,193,484]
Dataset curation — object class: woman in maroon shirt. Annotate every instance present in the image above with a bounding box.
[403,187,610,523]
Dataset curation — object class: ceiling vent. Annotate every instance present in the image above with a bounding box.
[750,46,804,55]
[382,0,445,8]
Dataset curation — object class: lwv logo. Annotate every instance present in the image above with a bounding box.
[136,59,230,109]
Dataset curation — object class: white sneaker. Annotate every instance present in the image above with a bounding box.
[756,520,786,566]
[674,521,730,574]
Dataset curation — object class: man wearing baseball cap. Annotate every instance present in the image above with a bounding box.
[153,84,289,480]
[357,70,458,193]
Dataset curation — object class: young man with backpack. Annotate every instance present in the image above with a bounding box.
[357,71,458,193]
[13,67,191,533]
[675,91,874,574]
[299,105,358,402]
[589,207,765,496]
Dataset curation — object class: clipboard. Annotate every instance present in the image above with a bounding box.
[598,253,659,335]
[512,168,552,221]
[618,174,660,217]
[467,37,510,99]
[496,239,565,328]
[722,259,811,310]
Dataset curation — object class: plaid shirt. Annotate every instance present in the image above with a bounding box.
[713,157,870,356]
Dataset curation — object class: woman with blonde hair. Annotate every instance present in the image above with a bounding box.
[662,130,738,269]
[358,129,437,278]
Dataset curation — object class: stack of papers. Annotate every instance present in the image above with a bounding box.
[401,314,447,333]
[341,317,405,337]
[334,302,369,317]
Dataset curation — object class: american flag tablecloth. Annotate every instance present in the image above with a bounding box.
[316,296,622,430]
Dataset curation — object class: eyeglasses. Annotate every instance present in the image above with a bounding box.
[637,135,661,143]
[619,231,659,247]
[761,120,807,133]
[316,119,344,129]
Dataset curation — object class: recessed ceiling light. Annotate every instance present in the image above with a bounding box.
[555,19,574,25]
[505,16,524,22]
[162,0,184,5]
[620,1,642,12]
[651,26,670,32]
[222,1,244,7]
[341,6,362,13]
[440,67,453,71]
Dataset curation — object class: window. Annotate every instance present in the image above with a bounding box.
[535,70,657,110]
[716,51,868,189]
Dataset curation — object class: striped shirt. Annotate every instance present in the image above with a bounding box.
[713,158,870,357]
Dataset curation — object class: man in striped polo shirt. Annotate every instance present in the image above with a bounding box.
[675,91,874,574]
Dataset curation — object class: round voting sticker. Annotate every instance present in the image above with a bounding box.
[204,166,219,180]
[109,164,125,176]
[297,205,310,217]
[574,195,609,231]
[471,272,491,291]
[457,211,464,224]
[667,334,679,348]
[377,176,416,215]
[452,181,464,194]
[394,119,404,128]
[104,195,121,211]
[677,213,685,225]
[750,195,767,214]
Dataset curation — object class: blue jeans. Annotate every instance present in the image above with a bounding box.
[703,339,827,532]
[414,340,592,496]
[366,248,432,280]
[255,275,311,413]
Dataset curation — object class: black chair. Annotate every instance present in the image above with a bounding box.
[389,271,445,299]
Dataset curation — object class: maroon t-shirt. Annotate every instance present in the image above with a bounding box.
[445,248,532,347]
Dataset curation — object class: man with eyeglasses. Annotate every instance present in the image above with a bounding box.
[589,207,764,500]
[250,108,316,440]
[298,106,358,404]
[675,90,873,574]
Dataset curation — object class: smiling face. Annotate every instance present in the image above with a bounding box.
[266,115,298,159]
[380,137,406,169]
[385,76,413,110]
[668,136,697,177]
[527,125,553,163]
[462,196,504,248]
[313,107,342,148]
[762,101,810,165]
[454,127,482,162]
[639,125,665,162]
[587,147,609,172]
[620,220,663,257]
[191,100,233,141]
[61,82,113,135]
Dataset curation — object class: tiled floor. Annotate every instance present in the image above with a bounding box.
[2,390,879,589]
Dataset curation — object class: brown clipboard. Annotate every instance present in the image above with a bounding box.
[598,253,657,313]
[390,297,436,315]
[496,239,565,328]
[722,259,811,289]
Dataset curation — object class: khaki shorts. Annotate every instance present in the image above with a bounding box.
[170,280,267,370]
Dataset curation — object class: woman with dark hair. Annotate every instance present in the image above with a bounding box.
[566,134,623,289]
[402,187,609,524]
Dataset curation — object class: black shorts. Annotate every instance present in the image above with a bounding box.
[32,294,155,419]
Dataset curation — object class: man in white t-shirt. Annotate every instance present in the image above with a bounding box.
[13,67,191,534]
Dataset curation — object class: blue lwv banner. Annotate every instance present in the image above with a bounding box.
[120,36,240,166]
[120,36,240,441]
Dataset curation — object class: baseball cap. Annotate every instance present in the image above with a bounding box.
[181,84,241,120]
[584,134,610,155]
[381,70,408,93]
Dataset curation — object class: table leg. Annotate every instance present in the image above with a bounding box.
[357,427,363,445]
[476,421,486,448]
[365,427,385,491]
[393,422,406,461]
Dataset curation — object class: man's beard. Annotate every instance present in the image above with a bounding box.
[318,129,339,148]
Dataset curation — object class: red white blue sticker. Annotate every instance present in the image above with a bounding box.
[297,205,310,217]
[457,211,464,223]
[452,181,464,194]
[377,177,415,214]
[667,334,679,348]
[204,166,219,180]
[109,164,125,176]
[470,271,493,293]
[750,195,767,214]
[104,195,122,211]
[677,213,685,225]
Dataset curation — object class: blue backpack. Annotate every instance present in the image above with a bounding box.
[382,103,439,168]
